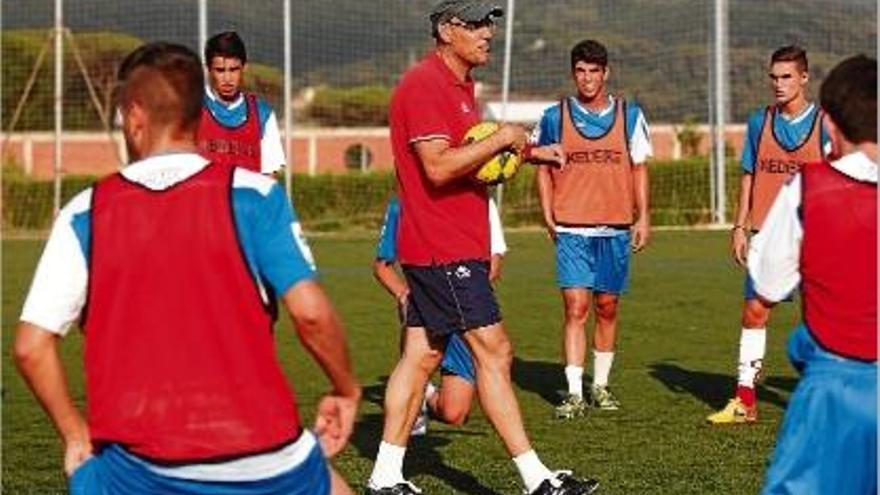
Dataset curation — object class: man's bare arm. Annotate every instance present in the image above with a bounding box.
[14,322,92,475]
[631,164,651,252]
[414,124,527,187]
[731,174,754,266]
[536,165,557,240]
[282,281,360,456]
[373,260,409,306]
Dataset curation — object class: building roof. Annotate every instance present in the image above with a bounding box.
[483,101,556,124]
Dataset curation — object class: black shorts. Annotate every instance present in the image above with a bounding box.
[402,260,502,336]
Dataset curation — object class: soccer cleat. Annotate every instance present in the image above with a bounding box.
[554,394,587,419]
[706,397,758,425]
[588,385,620,411]
[527,471,600,495]
[365,480,423,495]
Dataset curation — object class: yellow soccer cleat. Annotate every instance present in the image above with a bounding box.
[706,397,758,425]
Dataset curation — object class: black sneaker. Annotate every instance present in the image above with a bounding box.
[365,481,423,495]
[528,471,599,495]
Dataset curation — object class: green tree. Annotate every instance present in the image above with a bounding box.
[306,85,391,127]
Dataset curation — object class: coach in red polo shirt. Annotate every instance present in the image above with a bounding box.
[365,2,598,495]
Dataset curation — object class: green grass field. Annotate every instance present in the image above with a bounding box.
[2,231,802,494]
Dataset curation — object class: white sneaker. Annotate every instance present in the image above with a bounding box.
[366,479,423,494]
[410,403,428,437]
[410,384,434,437]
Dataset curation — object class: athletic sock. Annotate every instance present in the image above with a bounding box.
[736,328,766,407]
[368,441,407,488]
[513,449,554,494]
[592,351,615,388]
[736,385,756,408]
[424,382,437,402]
[564,365,584,398]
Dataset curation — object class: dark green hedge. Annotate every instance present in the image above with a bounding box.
[2,159,739,232]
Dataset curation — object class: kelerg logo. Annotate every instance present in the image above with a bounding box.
[566,149,623,165]
[758,158,801,174]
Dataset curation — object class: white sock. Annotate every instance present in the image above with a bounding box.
[737,328,766,388]
[424,382,437,402]
[368,441,406,488]
[513,449,554,493]
[564,365,584,397]
[592,351,615,388]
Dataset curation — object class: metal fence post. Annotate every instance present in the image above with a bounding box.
[712,0,728,225]
[198,0,207,62]
[53,0,63,216]
[284,0,293,199]
[496,0,515,212]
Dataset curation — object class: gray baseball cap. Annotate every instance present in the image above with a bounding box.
[429,0,504,24]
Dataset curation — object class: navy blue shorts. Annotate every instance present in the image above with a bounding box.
[402,260,501,336]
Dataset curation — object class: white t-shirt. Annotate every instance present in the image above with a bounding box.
[748,151,878,301]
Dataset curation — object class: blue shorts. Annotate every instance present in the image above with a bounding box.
[402,260,501,336]
[556,232,631,294]
[761,324,877,495]
[69,437,330,495]
[744,273,795,301]
[440,333,476,384]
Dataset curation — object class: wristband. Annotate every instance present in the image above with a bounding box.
[731,225,747,232]
[521,143,534,161]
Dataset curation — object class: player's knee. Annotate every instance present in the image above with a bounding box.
[595,298,618,321]
[442,407,470,426]
[421,349,444,373]
[497,334,514,361]
[478,336,513,373]
[565,302,590,324]
[406,346,443,375]
[742,301,771,328]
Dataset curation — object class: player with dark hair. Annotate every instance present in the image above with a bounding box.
[14,41,360,495]
[532,38,653,418]
[750,54,876,495]
[707,45,831,425]
[197,31,286,174]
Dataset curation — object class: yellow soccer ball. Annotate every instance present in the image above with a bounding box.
[464,122,523,185]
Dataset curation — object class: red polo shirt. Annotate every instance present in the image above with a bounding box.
[390,52,489,265]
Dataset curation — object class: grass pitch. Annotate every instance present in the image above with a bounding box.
[2,231,801,494]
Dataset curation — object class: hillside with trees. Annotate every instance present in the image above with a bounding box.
[5,0,875,129]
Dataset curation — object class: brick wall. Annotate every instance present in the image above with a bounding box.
[3,124,747,179]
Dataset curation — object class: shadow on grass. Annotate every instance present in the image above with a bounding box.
[649,362,800,410]
[350,379,501,495]
[512,356,564,406]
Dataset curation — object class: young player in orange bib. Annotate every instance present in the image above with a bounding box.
[707,46,830,425]
[533,39,652,418]
[750,54,876,494]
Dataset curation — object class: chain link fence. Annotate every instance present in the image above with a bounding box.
[2,0,876,232]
